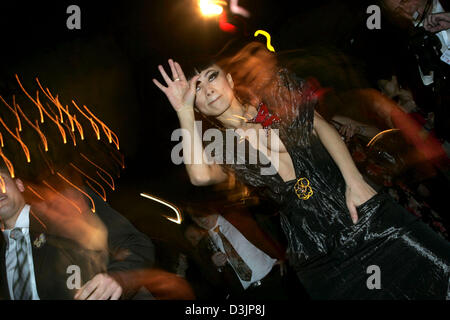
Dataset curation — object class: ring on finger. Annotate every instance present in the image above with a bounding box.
[174,78,180,81]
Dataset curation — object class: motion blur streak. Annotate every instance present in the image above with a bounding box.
[57,172,96,213]
[140,193,182,224]
[80,153,115,191]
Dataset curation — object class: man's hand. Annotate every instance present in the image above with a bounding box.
[424,12,450,33]
[74,273,123,300]
[211,252,228,267]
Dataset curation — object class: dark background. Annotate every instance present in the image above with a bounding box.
[0,0,386,249]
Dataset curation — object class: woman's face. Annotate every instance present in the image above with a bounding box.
[194,65,235,117]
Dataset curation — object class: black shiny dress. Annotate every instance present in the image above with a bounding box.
[223,70,450,299]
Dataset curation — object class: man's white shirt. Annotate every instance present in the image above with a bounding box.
[415,0,450,84]
[207,215,277,290]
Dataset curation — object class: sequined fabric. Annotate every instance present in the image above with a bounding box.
[223,69,450,299]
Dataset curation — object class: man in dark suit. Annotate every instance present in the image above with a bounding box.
[0,168,155,300]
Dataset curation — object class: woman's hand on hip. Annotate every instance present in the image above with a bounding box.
[345,179,377,224]
[153,59,200,113]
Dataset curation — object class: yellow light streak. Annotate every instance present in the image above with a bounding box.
[140,193,182,224]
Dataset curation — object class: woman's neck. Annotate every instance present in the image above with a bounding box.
[216,98,258,129]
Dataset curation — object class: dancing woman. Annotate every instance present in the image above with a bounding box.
[153,43,449,299]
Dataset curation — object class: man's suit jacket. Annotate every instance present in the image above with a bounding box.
[0,211,106,299]
[0,190,156,300]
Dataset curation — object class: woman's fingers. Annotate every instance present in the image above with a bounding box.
[430,15,437,27]
[188,74,200,89]
[425,14,436,29]
[175,61,187,82]
[152,78,167,92]
[349,203,358,224]
[158,65,172,85]
[346,195,359,224]
[168,59,179,81]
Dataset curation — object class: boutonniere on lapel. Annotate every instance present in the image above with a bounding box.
[33,233,46,249]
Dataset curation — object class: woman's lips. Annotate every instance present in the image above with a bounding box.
[208,95,221,105]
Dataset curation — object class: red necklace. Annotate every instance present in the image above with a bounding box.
[246,103,281,130]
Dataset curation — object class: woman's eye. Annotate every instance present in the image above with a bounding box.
[208,71,219,82]
[196,86,201,92]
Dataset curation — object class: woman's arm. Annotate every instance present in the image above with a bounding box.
[331,115,380,140]
[153,59,227,186]
[176,106,228,186]
[313,111,376,223]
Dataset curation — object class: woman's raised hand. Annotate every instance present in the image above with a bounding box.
[153,59,200,112]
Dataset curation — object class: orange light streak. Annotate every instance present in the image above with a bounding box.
[0,149,15,178]
[39,145,55,175]
[72,115,85,140]
[56,171,96,213]
[63,121,77,146]
[110,151,125,169]
[35,78,66,125]
[40,101,67,144]
[16,75,67,144]
[0,117,30,163]
[15,103,49,152]
[42,180,82,214]
[82,104,120,150]
[13,96,22,132]
[54,96,64,123]
[15,75,45,123]
[0,95,22,132]
[367,129,401,147]
[69,162,107,201]
[0,176,5,193]
[29,209,48,231]
[26,185,45,201]
[71,100,101,140]
[80,153,115,190]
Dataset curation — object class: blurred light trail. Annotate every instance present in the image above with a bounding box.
[80,153,115,191]
[367,129,401,147]
[140,193,182,224]
[26,185,45,201]
[199,0,225,16]
[0,149,15,178]
[57,171,96,213]
[82,104,120,150]
[71,100,101,141]
[0,176,5,193]
[230,0,250,18]
[0,117,31,163]
[15,103,49,152]
[219,10,237,33]
[70,162,107,201]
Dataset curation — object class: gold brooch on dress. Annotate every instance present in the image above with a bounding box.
[294,177,313,200]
